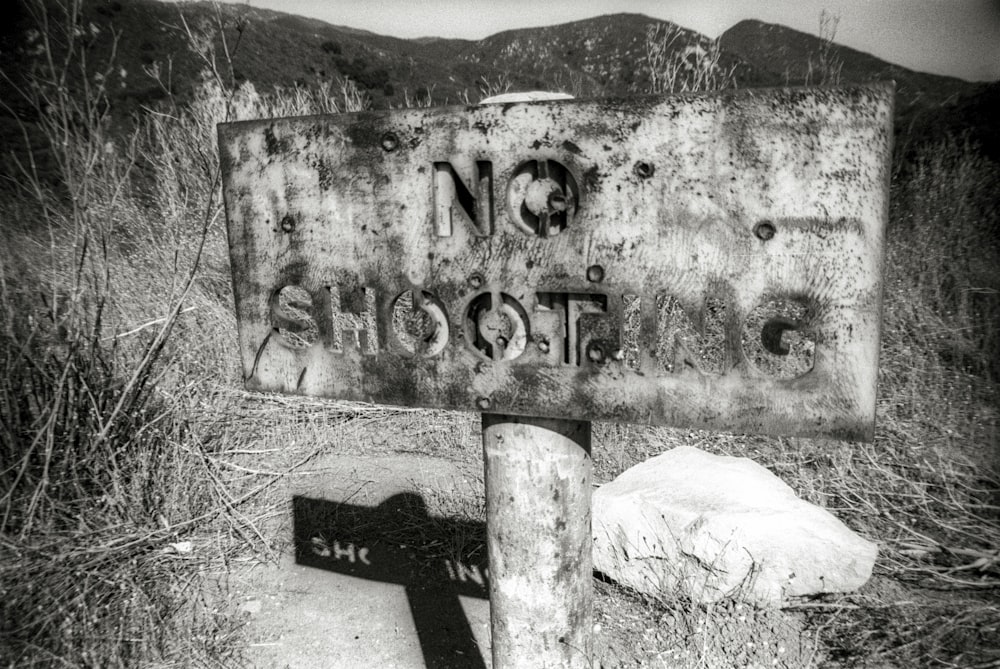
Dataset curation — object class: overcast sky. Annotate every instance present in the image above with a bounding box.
[200,0,1000,82]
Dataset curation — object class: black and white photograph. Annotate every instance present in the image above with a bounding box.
[1,1,997,667]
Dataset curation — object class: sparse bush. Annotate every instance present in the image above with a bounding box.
[328,52,390,91]
[0,237,245,665]
[403,83,437,108]
[888,134,1000,380]
[95,1,122,18]
[0,1,374,664]
[802,10,843,86]
[477,72,513,98]
[0,3,238,665]
[643,23,738,95]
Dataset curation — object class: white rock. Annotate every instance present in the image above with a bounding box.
[592,446,877,607]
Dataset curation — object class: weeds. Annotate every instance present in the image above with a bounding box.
[0,0,366,664]
[888,134,1000,381]
[643,23,738,95]
[804,11,843,86]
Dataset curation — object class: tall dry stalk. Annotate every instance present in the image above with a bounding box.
[804,10,844,86]
[644,23,738,95]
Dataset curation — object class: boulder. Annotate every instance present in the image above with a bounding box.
[592,446,877,607]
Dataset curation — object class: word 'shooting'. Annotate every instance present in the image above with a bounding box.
[273,285,816,380]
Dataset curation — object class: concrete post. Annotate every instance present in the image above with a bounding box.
[482,413,593,668]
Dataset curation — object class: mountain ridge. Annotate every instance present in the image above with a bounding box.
[0,0,993,158]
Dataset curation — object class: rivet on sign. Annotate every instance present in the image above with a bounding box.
[586,264,605,283]
[495,335,508,349]
[280,215,295,233]
[380,132,399,152]
[476,396,491,410]
[754,221,777,241]
[588,344,605,363]
[468,273,484,289]
[633,161,655,179]
[537,338,550,353]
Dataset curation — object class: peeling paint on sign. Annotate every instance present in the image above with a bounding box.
[219,84,893,440]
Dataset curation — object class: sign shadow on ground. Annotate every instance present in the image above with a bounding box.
[293,493,489,669]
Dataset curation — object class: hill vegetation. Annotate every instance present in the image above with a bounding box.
[0,1,990,118]
[1,1,997,666]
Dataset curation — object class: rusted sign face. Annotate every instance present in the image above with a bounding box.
[219,84,893,440]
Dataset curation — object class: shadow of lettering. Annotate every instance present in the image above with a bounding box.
[293,494,488,669]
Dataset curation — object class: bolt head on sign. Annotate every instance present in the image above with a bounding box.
[219,83,894,441]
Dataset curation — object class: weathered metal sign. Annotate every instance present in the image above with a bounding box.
[219,83,893,440]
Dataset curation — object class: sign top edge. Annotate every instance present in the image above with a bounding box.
[216,81,896,133]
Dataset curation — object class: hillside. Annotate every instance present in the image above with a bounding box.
[720,19,971,107]
[719,18,992,156]
[443,13,750,97]
[0,0,992,173]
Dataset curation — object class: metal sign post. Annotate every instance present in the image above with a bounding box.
[219,83,894,667]
[483,414,592,667]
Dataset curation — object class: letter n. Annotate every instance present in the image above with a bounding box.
[434,160,494,236]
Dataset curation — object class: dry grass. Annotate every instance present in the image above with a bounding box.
[0,1,370,665]
[643,23,738,95]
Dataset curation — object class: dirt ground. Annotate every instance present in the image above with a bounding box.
[234,453,491,668]
[230,451,818,669]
